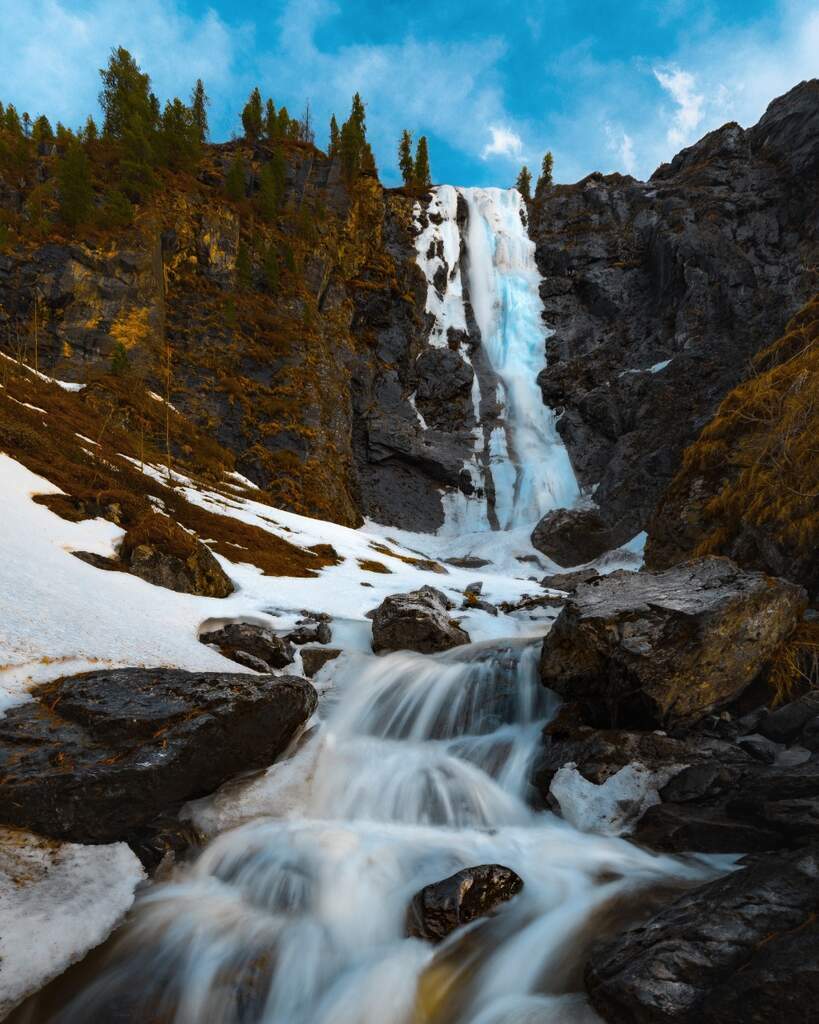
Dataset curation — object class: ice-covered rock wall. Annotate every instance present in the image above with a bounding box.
[413,186,579,535]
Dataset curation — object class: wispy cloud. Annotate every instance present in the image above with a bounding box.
[481,125,524,161]
[653,65,705,148]
[604,123,637,175]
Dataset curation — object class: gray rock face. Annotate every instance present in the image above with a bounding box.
[406,864,523,943]
[585,846,819,1024]
[531,508,614,566]
[0,668,316,844]
[540,558,806,729]
[370,585,470,654]
[199,622,295,670]
[532,80,819,545]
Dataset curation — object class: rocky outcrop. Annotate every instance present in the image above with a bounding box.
[585,846,819,1024]
[531,80,819,546]
[531,508,614,566]
[370,586,470,654]
[120,523,234,598]
[406,864,523,943]
[0,668,316,844]
[540,558,805,729]
[645,295,819,599]
[199,622,295,671]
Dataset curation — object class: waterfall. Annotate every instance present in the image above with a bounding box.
[413,186,579,534]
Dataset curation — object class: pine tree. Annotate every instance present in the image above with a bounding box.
[191,79,209,143]
[262,243,279,294]
[58,141,93,228]
[338,93,371,182]
[241,87,264,141]
[119,113,157,200]
[413,136,431,188]
[236,240,252,289]
[32,115,53,147]
[99,188,133,228]
[398,130,414,186]
[256,158,284,221]
[110,341,129,375]
[328,114,340,159]
[4,104,22,136]
[516,165,532,202]
[536,150,554,194]
[277,106,291,138]
[264,99,277,139]
[158,98,200,171]
[21,113,31,138]
[98,47,154,139]
[84,116,98,142]
[225,155,246,201]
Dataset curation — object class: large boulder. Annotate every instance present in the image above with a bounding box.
[531,508,614,567]
[119,514,234,598]
[406,864,523,943]
[200,622,295,671]
[540,558,806,729]
[0,668,317,844]
[370,586,470,654]
[585,846,819,1024]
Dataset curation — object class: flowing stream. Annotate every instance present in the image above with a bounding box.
[27,189,717,1024]
[47,643,713,1024]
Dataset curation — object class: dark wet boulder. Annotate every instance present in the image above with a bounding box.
[531,508,614,567]
[0,668,316,844]
[370,585,470,654]
[285,622,333,646]
[632,802,784,854]
[758,689,819,743]
[541,567,600,592]
[585,846,819,1024]
[406,864,523,943]
[119,514,234,598]
[300,647,341,678]
[540,557,806,729]
[200,622,295,670]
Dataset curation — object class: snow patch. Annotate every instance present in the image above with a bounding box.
[549,762,671,836]
[0,827,144,1017]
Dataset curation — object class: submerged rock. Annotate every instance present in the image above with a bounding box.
[585,846,819,1024]
[531,508,614,567]
[540,557,805,729]
[370,586,470,654]
[0,668,316,844]
[406,864,523,943]
[200,622,295,671]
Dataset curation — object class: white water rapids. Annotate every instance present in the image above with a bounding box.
[48,643,716,1024]
[29,189,720,1024]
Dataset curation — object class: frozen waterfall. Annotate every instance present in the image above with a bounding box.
[413,186,579,534]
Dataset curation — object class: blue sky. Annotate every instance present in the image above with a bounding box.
[0,0,816,186]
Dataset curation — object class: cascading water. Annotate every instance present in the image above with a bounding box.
[20,188,719,1024]
[41,643,715,1024]
[413,187,579,534]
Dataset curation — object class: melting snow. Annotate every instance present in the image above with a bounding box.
[0,827,144,1017]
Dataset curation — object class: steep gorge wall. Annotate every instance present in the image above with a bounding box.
[0,140,474,530]
[530,79,819,545]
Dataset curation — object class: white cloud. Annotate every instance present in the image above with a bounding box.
[604,123,637,175]
[481,125,525,161]
[0,0,250,134]
[653,65,705,148]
